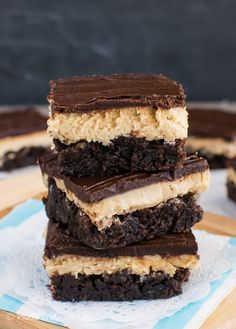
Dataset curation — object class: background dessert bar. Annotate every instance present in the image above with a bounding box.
[187,106,236,169]
[0,106,50,171]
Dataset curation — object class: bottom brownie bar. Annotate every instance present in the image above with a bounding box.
[50,268,190,302]
[44,179,203,249]
[0,146,50,171]
[44,220,198,301]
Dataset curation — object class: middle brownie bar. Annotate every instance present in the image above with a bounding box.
[40,153,209,250]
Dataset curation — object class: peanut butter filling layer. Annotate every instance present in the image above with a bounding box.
[48,105,188,146]
[44,254,199,277]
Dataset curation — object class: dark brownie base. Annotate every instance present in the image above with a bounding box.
[44,179,203,250]
[227,180,236,203]
[53,137,186,176]
[0,146,50,171]
[49,268,190,301]
[186,149,227,169]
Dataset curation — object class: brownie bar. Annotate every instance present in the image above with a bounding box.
[48,74,188,176]
[44,179,203,249]
[40,152,208,232]
[49,74,186,113]
[44,221,197,301]
[50,268,190,302]
[54,137,186,176]
[0,146,50,171]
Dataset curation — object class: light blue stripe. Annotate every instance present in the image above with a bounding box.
[229,237,236,246]
[0,295,23,313]
[0,199,43,230]
[154,269,232,328]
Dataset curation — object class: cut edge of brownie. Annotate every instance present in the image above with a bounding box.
[44,179,203,250]
[186,149,228,169]
[49,268,190,301]
[54,137,186,176]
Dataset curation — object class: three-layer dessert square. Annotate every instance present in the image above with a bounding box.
[48,74,188,176]
[40,153,209,250]
[44,220,199,301]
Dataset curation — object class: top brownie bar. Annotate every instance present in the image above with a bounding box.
[48,74,188,176]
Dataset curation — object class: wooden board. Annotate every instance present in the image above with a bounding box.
[0,176,236,329]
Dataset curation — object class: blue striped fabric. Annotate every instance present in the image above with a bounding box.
[0,200,235,329]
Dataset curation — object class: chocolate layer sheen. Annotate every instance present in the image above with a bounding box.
[49,74,186,113]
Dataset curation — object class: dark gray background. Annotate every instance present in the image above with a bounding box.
[0,0,235,104]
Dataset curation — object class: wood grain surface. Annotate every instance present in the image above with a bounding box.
[0,172,236,329]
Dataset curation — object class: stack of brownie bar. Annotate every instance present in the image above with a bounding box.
[39,74,209,302]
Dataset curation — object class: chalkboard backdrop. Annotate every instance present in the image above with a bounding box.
[1,0,236,104]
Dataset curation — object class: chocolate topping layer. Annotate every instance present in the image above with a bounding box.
[189,108,236,141]
[0,107,47,138]
[45,220,198,259]
[49,74,186,113]
[39,153,209,203]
